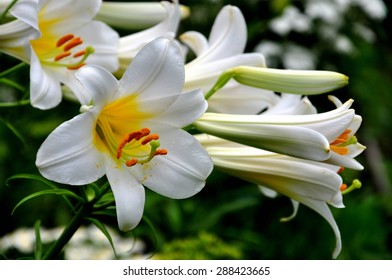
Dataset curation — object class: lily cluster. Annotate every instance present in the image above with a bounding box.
[0,0,365,258]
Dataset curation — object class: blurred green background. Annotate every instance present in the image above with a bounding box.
[1,0,391,259]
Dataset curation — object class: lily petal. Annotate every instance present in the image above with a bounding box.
[29,49,62,110]
[106,166,146,231]
[132,127,213,199]
[195,118,331,161]
[75,65,119,107]
[118,37,184,112]
[152,88,207,128]
[36,113,106,185]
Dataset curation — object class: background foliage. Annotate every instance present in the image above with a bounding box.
[1,0,391,259]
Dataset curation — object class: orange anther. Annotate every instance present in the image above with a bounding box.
[141,134,159,145]
[56,34,74,47]
[63,37,83,51]
[331,129,352,146]
[67,63,86,70]
[155,149,168,156]
[330,145,350,156]
[340,184,348,191]
[54,51,71,61]
[126,158,138,167]
[338,166,345,174]
[73,49,87,58]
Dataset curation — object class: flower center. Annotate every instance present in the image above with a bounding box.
[330,129,357,155]
[31,33,94,70]
[94,95,168,167]
[116,127,168,167]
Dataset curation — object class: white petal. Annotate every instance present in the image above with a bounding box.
[74,21,119,72]
[75,65,118,106]
[118,1,180,56]
[29,49,62,110]
[180,31,209,56]
[325,151,364,170]
[300,199,342,259]
[36,113,106,185]
[207,83,278,114]
[258,186,278,198]
[185,53,265,92]
[192,5,247,65]
[131,127,213,199]
[38,0,100,23]
[152,89,207,128]
[280,199,299,222]
[106,166,145,231]
[11,0,40,31]
[195,119,331,161]
[117,37,184,105]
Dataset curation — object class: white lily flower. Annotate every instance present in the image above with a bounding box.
[36,37,213,231]
[181,5,266,94]
[96,1,189,30]
[116,0,181,75]
[196,133,344,258]
[195,99,365,168]
[0,0,119,109]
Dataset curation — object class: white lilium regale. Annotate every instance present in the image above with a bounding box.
[180,5,272,115]
[116,0,181,76]
[96,1,190,31]
[0,0,119,109]
[196,133,349,259]
[36,37,213,231]
[194,98,365,169]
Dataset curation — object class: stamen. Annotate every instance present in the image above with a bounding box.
[340,184,347,191]
[54,51,71,61]
[141,134,159,145]
[73,50,87,58]
[126,159,138,167]
[338,166,345,174]
[331,145,350,155]
[155,149,168,156]
[56,34,74,47]
[330,129,354,155]
[331,129,352,146]
[67,63,86,70]
[63,37,83,52]
[116,128,167,167]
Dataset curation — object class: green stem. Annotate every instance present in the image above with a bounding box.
[0,0,18,23]
[0,62,27,78]
[42,183,112,260]
[42,203,89,260]
[0,99,30,108]
[0,78,25,92]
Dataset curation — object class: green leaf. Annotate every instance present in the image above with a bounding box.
[34,220,43,260]
[6,174,60,190]
[12,189,85,215]
[85,217,118,259]
[0,118,26,144]
[6,174,75,210]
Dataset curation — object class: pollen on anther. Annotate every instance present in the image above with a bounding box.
[73,49,87,58]
[56,34,74,47]
[155,149,168,156]
[67,63,86,70]
[141,134,159,145]
[126,158,138,167]
[54,51,71,61]
[63,37,83,52]
[340,184,348,191]
[338,166,345,174]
